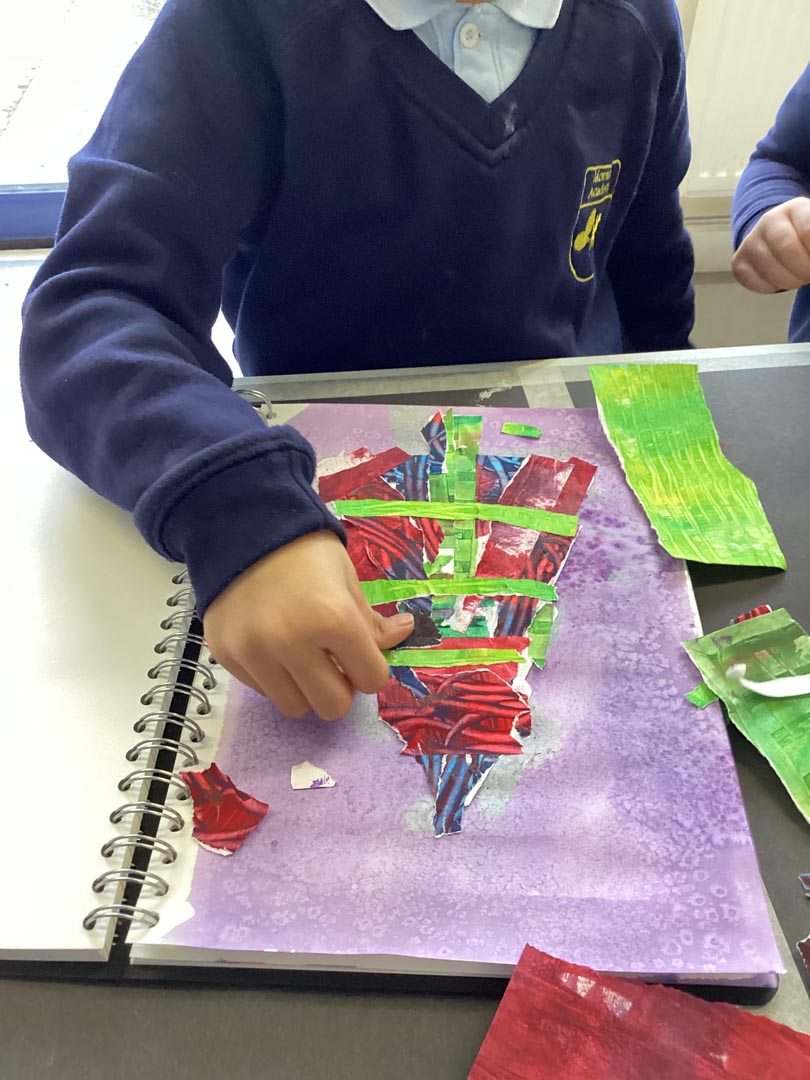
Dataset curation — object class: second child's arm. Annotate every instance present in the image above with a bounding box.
[732,66,810,295]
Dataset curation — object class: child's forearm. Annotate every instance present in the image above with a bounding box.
[19,0,339,615]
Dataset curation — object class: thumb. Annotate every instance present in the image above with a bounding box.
[372,610,414,650]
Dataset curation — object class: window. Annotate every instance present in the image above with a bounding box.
[0,0,164,246]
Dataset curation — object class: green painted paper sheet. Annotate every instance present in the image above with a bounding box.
[384,647,524,667]
[501,422,542,439]
[683,608,810,821]
[590,363,785,569]
[335,499,578,537]
[360,577,558,605]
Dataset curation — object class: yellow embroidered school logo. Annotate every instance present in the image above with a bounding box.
[569,160,622,283]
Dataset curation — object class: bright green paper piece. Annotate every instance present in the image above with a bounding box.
[683,608,810,822]
[360,577,558,605]
[501,422,542,439]
[685,681,719,709]
[590,363,786,569]
[384,647,524,667]
[527,602,555,669]
[335,499,578,538]
[447,414,482,502]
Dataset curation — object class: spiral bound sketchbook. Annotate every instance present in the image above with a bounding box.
[15,398,767,988]
[3,397,783,987]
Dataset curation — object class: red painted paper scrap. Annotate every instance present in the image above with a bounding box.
[317,447,410,502]
[180,763,269,856]
[733,604,773,624]
[378,668,529,756]
[469,945,810,1080]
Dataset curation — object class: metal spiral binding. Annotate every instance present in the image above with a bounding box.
[127,737,200,768]
[134,711,206,743]
[118,768,190,800]
[85,571,212,935]
[235,387,276,420]
[109,801,185,832]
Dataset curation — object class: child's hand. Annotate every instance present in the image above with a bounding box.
[204,531,414,720]
[732,196,810,294]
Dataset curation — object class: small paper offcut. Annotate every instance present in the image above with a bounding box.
[685,681,720,708]
[290,761,336,790]
[501,422,542,439]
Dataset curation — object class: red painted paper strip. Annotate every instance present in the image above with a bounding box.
[180,763,269,855]
[469,945,810,1079]
[497,455,596,513]
[553,456,599,516]
[395,637,529,653]
[317,447,410,502]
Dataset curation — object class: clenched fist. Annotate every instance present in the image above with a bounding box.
[732,196,810,294]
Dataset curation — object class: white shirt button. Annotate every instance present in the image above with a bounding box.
[459,22,480,49]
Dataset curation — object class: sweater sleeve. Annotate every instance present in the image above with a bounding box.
[19,0,344,616]
[605,2,695,353]
[732,65,810,248]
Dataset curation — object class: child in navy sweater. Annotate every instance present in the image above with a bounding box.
[20,0,694,719]
[732,65,810,342]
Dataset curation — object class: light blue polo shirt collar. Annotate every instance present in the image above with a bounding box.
[365,0,564,31]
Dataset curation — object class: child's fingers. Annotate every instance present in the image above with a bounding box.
[761,221,810,286]
[254,661,311,718]
[785,197,810,256]
[733,235,797,292]
[731,250,780,294]
[225,649,311,717]
[329,612,400,696]
[221,655,263,696]
[287,652,354,721]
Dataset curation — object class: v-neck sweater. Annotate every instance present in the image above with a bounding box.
[21,0,694,613]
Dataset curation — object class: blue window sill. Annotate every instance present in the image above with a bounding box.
[0,187,64,248]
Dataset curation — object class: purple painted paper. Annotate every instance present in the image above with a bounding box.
[157,406,780,981]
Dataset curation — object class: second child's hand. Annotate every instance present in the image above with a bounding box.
[204,531,414,720]
[732,196,810,294]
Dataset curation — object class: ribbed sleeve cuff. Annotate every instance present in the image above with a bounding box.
[732,169,809,250]
[134,427,346,615]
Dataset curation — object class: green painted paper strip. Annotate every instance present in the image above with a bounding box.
[335,499,578,537]
[590,363,786,569]
[452,522,477,577]
[385,648,524,667]
[360,577,558,604]
[444,409,456,501]
[683,608,810,821]
[685,681,720,709]
[527,602,555,669]
[501,422,543,439]
[449,415,482,503]
[429,473,449,502]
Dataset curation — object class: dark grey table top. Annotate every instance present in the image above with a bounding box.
[3,347,810,1080]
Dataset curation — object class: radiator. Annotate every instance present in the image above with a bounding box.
[682,0,810,201]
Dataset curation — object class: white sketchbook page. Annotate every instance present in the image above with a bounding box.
[3,356,181,960]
